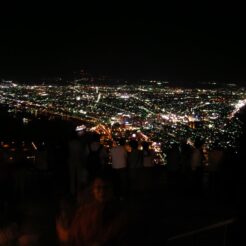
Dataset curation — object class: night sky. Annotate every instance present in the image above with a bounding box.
[1,5,246,83]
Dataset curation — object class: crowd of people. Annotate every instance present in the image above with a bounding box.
[68,132,159,201]
[0,127,245,245]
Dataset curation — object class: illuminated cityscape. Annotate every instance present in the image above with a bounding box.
[0,78,245,165]
[1,8,246,245]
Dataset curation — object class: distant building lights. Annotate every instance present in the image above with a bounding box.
[76,125,86,131]
[79,110,86,114]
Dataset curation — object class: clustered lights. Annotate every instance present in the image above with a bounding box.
[0,80,245,155]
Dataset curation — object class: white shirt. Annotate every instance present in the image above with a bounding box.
[111,145,127,169]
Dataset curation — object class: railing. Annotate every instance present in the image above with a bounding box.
[167,218,236,246]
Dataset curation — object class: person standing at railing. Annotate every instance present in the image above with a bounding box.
[128,139,143,194]
[68,131,88,197]
[85,133,108,183]
[207,142,224,196]
[166,142,182,191]
[190,138,205,195]
[110,138,128,200]
[141,141,155,193]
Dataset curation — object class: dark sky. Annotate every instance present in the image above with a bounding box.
[1,5,246,83]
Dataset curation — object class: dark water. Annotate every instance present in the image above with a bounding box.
[0,105,76,141]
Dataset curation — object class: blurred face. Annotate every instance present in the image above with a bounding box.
[92,179,112,203]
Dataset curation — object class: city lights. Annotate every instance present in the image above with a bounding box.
[0,80,245,156]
